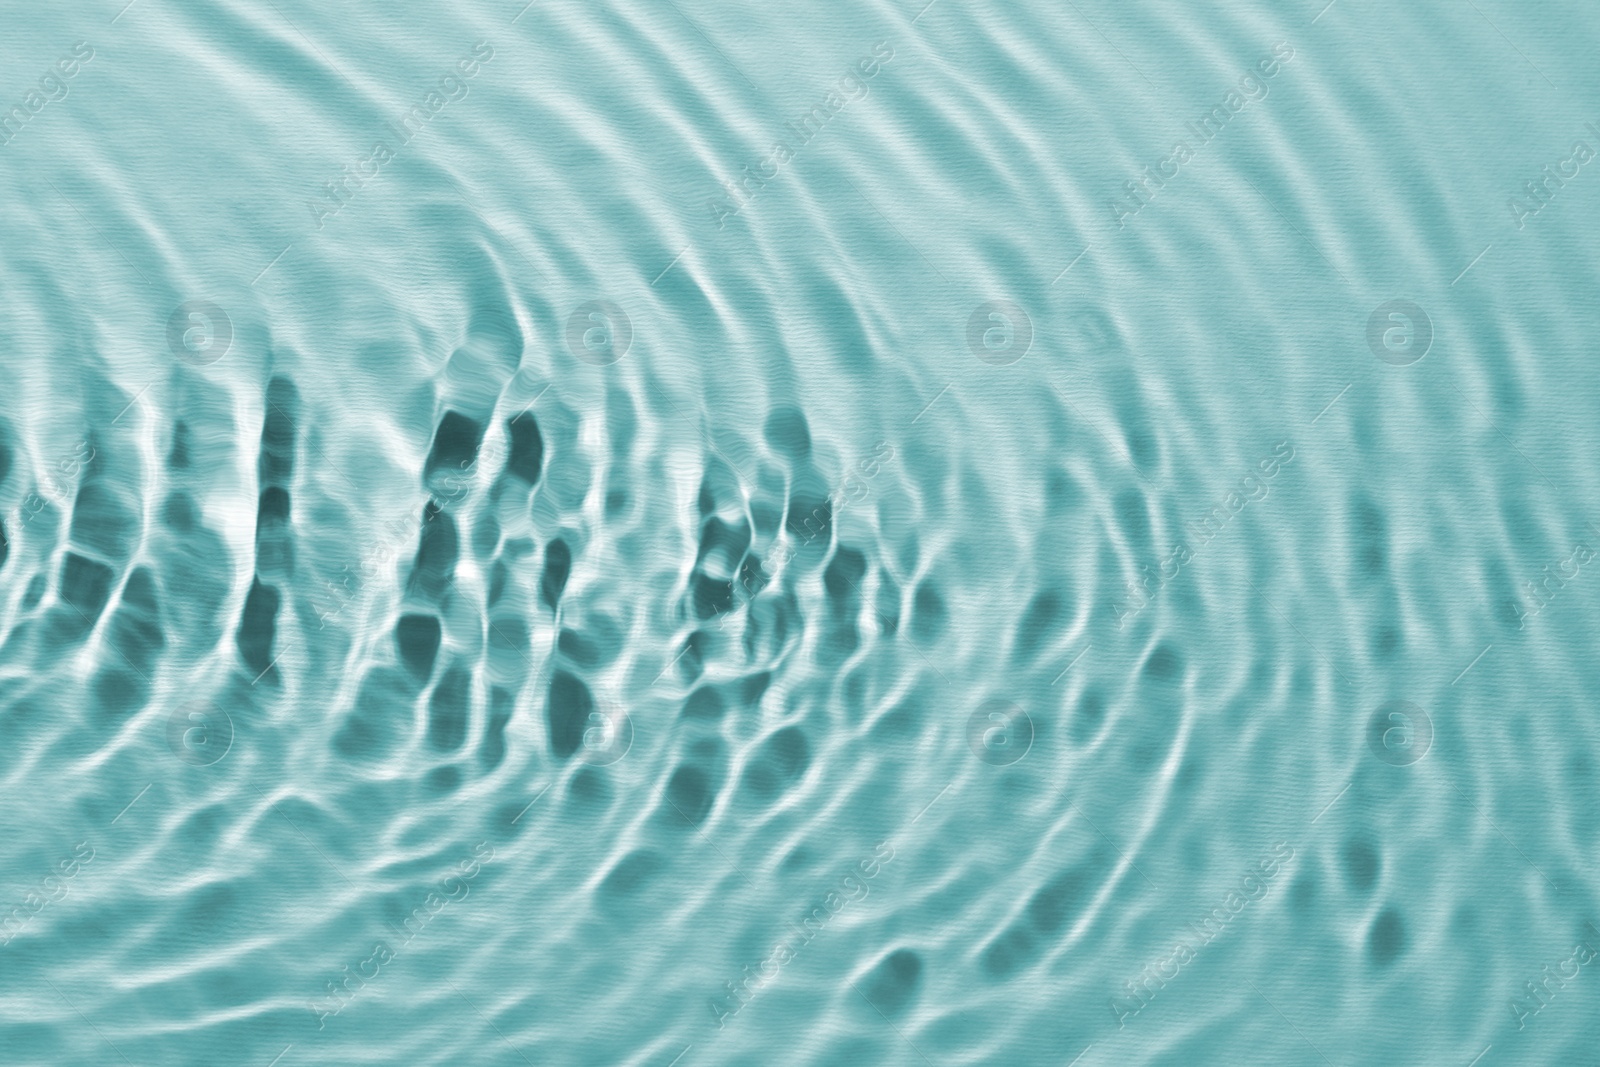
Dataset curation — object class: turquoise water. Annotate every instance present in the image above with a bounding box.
[2,1,1600,1064]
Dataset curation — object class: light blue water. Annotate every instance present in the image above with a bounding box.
[2,1,1600,1064]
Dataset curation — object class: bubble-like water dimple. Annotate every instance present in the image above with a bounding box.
[1368,906,1408,966]
[235,578,280,678]
[427,662,472,753]
[425,411,484,486]
[540,538,571,611]
[545,670,593,760]
[740,726,810,799]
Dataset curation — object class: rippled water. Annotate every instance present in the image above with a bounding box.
[3,1,1600,1064]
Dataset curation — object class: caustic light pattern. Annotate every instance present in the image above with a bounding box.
[2,2,1599,1066]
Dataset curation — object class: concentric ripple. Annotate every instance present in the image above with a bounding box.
[3,1,1600,1065]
